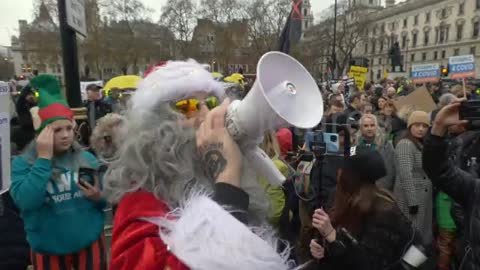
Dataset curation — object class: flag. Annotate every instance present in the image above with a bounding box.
[278,0,303,54]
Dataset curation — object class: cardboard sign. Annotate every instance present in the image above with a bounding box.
[393,87,437,113]
[449,55,476,79]
[349,66,368,91]
[411,63,440,83]
[0,81,10,193]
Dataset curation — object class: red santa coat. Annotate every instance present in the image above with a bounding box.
[109,191,189,270]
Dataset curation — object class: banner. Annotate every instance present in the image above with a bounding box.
[80,80,103,101]
[449,55,476,79]
[0,82,11,193]
[349,66,368,91]
[411,63,440,83]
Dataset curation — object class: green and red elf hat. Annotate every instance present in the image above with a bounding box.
[29,74,74,132]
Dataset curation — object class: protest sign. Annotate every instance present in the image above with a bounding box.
[349,66,368,91]
[393,86,437,113]
[0,82,11,193]
[411,63,440,83]
[449,55,476,79]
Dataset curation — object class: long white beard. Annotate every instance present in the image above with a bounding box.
[142,192,295,270]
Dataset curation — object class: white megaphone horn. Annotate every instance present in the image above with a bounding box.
[226,52,324,186]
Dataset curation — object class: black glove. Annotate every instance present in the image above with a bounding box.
[409,205,419,215]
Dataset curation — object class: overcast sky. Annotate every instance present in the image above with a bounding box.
[0,0,345,46]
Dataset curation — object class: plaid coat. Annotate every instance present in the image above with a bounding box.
[393,139,433,245]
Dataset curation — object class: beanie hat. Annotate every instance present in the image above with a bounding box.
[131,59,225,117]
[344,148,387,183]
[407,111,430,128]
[29,74,73,132]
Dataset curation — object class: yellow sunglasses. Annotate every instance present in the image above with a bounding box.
[172,96,219,116]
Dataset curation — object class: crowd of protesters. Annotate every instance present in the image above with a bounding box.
[1,62,480,270]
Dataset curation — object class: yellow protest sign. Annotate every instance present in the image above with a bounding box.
[349,66,368,91]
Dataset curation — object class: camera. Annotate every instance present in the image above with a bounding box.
[460,100,480,130]
[305,131,340,156]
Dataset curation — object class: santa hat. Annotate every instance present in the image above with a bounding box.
[131,59,225,116]
[29,74,74,132]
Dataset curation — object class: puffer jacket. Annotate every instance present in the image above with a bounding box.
[423,132,480,270]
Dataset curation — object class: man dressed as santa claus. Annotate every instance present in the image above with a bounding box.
[103,60,294,270]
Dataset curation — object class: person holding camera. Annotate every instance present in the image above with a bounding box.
[423,101,480,270]
[309,150,418,270]
[10,75,106,270]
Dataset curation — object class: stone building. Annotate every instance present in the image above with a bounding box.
[303,0,480,81]
[10,1,175,81]
[190,18,252,74]
[361,0,480,81]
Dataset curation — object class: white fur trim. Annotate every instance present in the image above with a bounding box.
[142,194,295,270]
[131,59,225,116]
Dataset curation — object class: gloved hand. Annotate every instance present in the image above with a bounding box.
[409,205,419,215]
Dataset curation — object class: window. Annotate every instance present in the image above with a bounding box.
[424,31,430,45]
[304,21,308,29]
[454,48,460,56]
[380,40,384,51]
[57,64,61,73]
[457,24,464,40]
[434,51,438,60]
[471,46,477,55]
[402,35,407,48]
[377,69,381,80]
[304,8,307,17]
[379,58,382,65]
[414,15,419,25]
[439,27,447,43]
[403,18,408,28]
[441,50,446,59]
[426,12,431,23]
[477,0,480,9]
[474,21,480,38]
[369,0,373,4]
[411,54,415,62]
[371,41,376,54]
[412,33,418,48]
[381,23,385,32]
[365,43,368,53]
[459,3,465,15]
[373,27,377,35]
[441,9,447,19]
[422,52,427,61]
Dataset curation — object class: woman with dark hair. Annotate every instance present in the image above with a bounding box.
[394,111,433,246]
[308,150,420,270]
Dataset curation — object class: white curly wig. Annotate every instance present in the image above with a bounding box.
[103,59,270,223]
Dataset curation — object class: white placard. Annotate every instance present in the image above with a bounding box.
[0,81,11,193]
[66,0,87,37]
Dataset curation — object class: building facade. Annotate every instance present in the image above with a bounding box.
[304,0,480,81]
[357,0,480,81]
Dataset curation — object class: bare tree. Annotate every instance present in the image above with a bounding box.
[243,0,291,59]
[100,0,153,74]
[198,0,243,24]
[160,0,196,58]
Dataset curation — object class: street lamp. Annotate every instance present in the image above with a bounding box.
[332,0,338,79]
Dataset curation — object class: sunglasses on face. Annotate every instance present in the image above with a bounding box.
[172,96,219,116]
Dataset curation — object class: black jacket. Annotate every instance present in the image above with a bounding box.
[0,191,30,270]
[423,132,480,270]
[316,197,416,270]
[85,98,113,122]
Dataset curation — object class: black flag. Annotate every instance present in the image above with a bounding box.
[278,0,304,54]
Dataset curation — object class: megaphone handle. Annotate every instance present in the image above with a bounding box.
[245,147,286,186]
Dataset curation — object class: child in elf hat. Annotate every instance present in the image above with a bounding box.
[10,75,106,270]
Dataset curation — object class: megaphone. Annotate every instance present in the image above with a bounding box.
[226,52,324,185]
